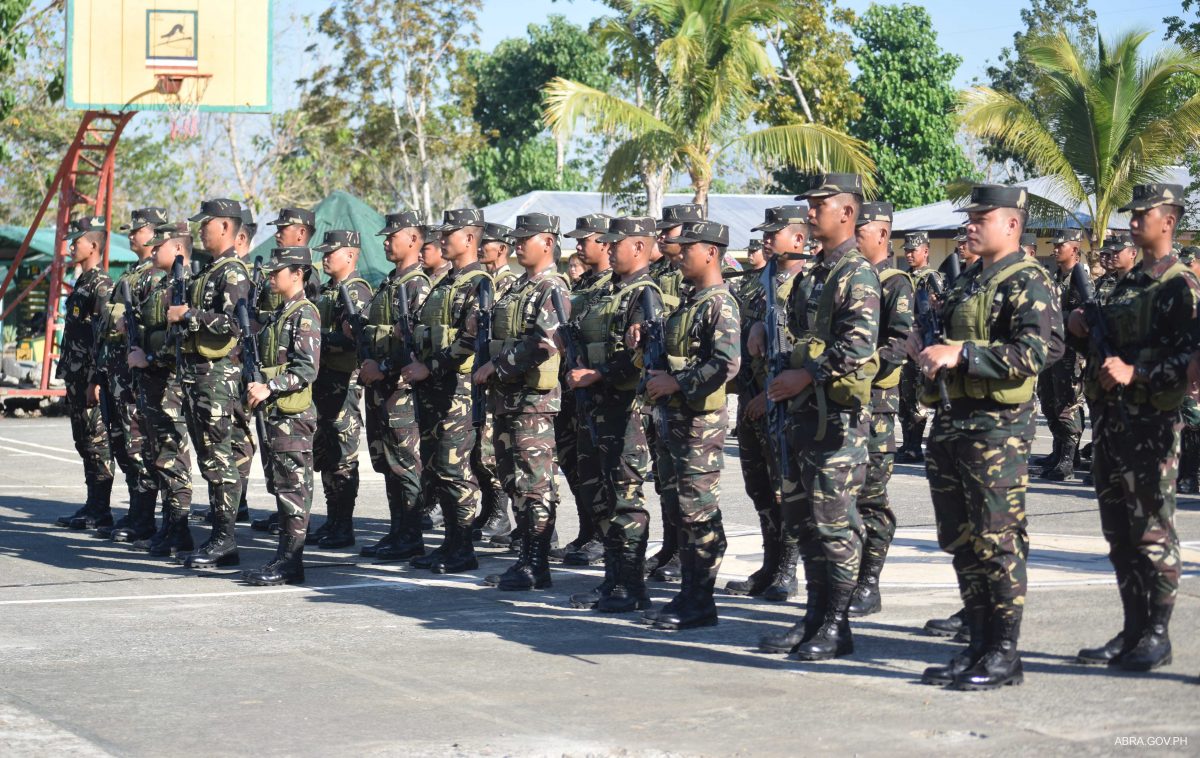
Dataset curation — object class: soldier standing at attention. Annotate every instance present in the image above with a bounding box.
[173,199,253,570]
[896,231,942,464]
[1037,229,1087,482]
[243,247,322,586]
[847,201,914,617]
[1019,232,1039,259]
[54,216,116,530]
[475,214,570,590]
[756,174,879,661]
[402,209,490,574]
[639,220,741,630]
[1072,184,1198,672]
[1177,245,1200,496]
[420,227,452,285]
[916,185,1062,690]
[225,206,258,524]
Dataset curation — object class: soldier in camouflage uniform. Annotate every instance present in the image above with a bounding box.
[915,184,1063,690]
[955,225,979,267]
[307,230,372,549]
[756,174,880,661]
[1071,184,1198,673]
[223,207,260,524]
[401,208,489,574]
[1035,229,1087,481]
[896,231,943,463]
[1019,232,1039,258]
[636,219,739,630]
[843,201,915,616]
[358,212,432,561]
[54,216,116,530]
[1175,245,1200,495]
[725,206,809,602]
[242,247,322,585]
[170,198,253,570]
[420,227,452,285]
[474,213,569,590]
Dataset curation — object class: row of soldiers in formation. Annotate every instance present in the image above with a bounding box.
[51,173,1191,691]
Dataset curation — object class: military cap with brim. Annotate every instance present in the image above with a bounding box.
[1019,233,1038,248]
[1051,228,1084,244]
[147,221,191,247]
[954,225,968,242]
[656,203,704,231]
[664,220,729,247]
[1103,233,1134,251]
[66,215,107,242]
[598,216,657,243]
[903,231,930,249]
[1119,183,1186,212]
[188,198,244,223]
[379,210,424,236]
[752,205,808,232]
[795,173,864,200]
[314,229,362,254]
[266,246,314,271]
[435,208,484,232]
[120,207,168,233]
[856,201,893,227]
[564,213,612,239]
[481,222,514,244]
[267,207,316,228]
[747,238,764,252]
[956,184,1028,213]
[510,213,560,238]
[1178,245,1200,264]
[419,225,439,244]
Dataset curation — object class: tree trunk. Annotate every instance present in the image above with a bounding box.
[644,166,666,219]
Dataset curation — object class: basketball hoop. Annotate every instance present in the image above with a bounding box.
[155,73,211,141]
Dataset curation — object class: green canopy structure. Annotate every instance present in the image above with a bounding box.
[0,224,138,273]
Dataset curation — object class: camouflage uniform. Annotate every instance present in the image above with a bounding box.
[643,256,682,577]
[898,264,945,460]
[1036,238,1087,480]
[471,262,518,538]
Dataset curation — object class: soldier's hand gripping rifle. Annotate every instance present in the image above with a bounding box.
[392,282,423,427]
[338,283,372,364]
[472,277,494,429]
[549,286,597,447]
[638,286,670,442]
[762,256,792,477]
[248,256,266,319]
[914,254,961,413]
[235,298,272,482]
[166,255,188,370]
[1071,261,1131,426]
[117,279,148,418]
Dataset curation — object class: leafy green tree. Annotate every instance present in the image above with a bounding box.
[849,4,974,209]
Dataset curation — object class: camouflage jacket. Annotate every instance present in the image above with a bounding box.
[659,282,741,410]
[137,268,175,377]
[574,266,656,404]
[98,257,158,377]
[60,265,113,386]
[426,261,489,384]
[184,247,251,354]
[261,290,321,419]
[363,263,431,381]
[316,270,373,373]
[911,265,944,294]
[1094,271,1120,305]
[873,261,915,413]
[491,264,570,414]
[492,265,520,301]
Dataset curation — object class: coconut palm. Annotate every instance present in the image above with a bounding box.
[959,29,1200,245]
[543,0,876,215]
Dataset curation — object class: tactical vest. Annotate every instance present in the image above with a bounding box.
[1083,261,1192,410]
[658,267,683,311]
[259,298,316,415]
[364,269,429,363]
[569,269,613,315]
[578,279,662,391]
[316,275,370,373]
[494,266,519,298]
[664,287,727,412]
[489,273,568,390]
[184,255,248,359]
[415,268,491,374]
[140,281,172,360]
[102,262,149,346]
[922,258,1042,406]
[873,268,913,390]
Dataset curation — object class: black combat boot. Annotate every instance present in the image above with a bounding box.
[924,607,967,637]
[420,502,444,531]
[489,508,520,547]
[1077,574,1146,666]
[1041,435,1077,481]
[184,502,240,569]
[244,514,307,586]
[305,506,336,546]
[485,514,530,587]
[724,516,776,596]
[848,552,886,617]
[66,479,115,530]
[362,478,405,558]
[148,508,194,557]
[1120,603,1173,672]
[410,505,453,569]
[570,542,619,609]
[470,488,512,543]
[133,503,170,552]
[921,606,988,685]
[375,489,427,561]
[641,549,694,625]
[653,520,726,631]
[236,480,250,523]
[251,512,279,533]
[1031,437,1061,470]
[790,586,854,661]
[762,542,799,602]
[1178,429,1200,494]
[499,525,552,591]
[318,493,356,550]
[598,541,652,613]
[645,525,679,582]
[758,564,828,653]
[96,491,134,539]
[431,517,479,574]
[112,490,159,543]
[562,536,604,566]
[952,613,1023,690]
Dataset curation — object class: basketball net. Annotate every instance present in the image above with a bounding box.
[155,74,210,142]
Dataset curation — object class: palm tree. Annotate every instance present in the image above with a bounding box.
[959,29,1200,247]
[543,0,876,215]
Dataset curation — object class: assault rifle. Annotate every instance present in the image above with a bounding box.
[117,280,147,417]
[761,256,791,477]
[338,282,372,363]
[914,254,960,412]
[638,286,670,441]
[549,286,597,447]
[235,298,272,482]
[1071,261,1130,426]
[472,277,494,429]
[392,281,422,428]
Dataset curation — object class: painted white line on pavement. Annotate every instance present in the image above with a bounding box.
[0,436,80,454]
[0,445,81,464]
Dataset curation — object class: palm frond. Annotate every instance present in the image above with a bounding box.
[542,78,674,142]
[726,123,878,196]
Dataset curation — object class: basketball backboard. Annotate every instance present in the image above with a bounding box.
[65,0,272,113]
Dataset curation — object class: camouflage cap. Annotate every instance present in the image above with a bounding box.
[795,173,864,200]
[903,231,930,249]
[747,238,764,252]
[1102,232,1134,252]
[419,225,440,244]
[564,213,612,239]
[954,225,968,242]
[1051,228,1084,245]
[1178,245,1200,264]
[481,222,515,245]
[1019,232,1038,248]
[856,201,893,227]
[1119,183,1186,212]
[188,198,244,223]
[804,237,820,253]
[266,207,316,228]
[120,207,168,233]
[313,229,362,254]
[751,205,808,232]
[240,208,257,236]
[266,246,314,271]
[956,184,1028,213]
[510,212,560,238]
[656,203,705,231]
[147,221,191,247]
[378,210,424,236]
[664,220,729,247]
[598,216,657,243]
[435,208,484,232]
[66,214,107,242]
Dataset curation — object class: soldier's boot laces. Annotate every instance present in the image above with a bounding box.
[922,606,988,685]
[488,507,520,547]
[499,528,552,591]
[790,587,854,661]
[112,490,159,543]
[431,518,480,575]
[848,552,885,617]
[147,508,194,557]
[570,542,619,608]
[597,541,653,613]
[183,505,240,569]
[1119,604,1172,672]
[420,504,444,532]
[485,513,530,587]
[66,479,114,530]
[724,518,776,597]
[1077,574,1145,666]
[410,506,454,569]
[952,614,1023,690]
[762,542,799,602]
[318,493,357,550]
[1041,436,1077,482]
[653,521,725,631]
[243,514,307,586]
[471,491,512,543]
[562,536,604,566]
[758,568,828,653]
[924,607,967,637]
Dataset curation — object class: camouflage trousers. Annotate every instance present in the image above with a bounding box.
[782,406,867,593]
[735,395,782,542]
[1091,403,1182,608]
[926,416,1030,622]
[554,393,582,502]
[313,369,362,511]
[264,410,316,519]
[898,361,930,443]
[64,379,113,484]
[231,397,258,496]
[654,406,726,579]
[471,409,506,520]
[1036,357,1085,439]
[859,410,898,565]
[495,411,560,535]
[140,368,192,514]
[416,379,479,529]
[364,382,421,518]
[643,409,678,544]
[108,366,156,495]
[180,356,243,516]
[576,395,650,551]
